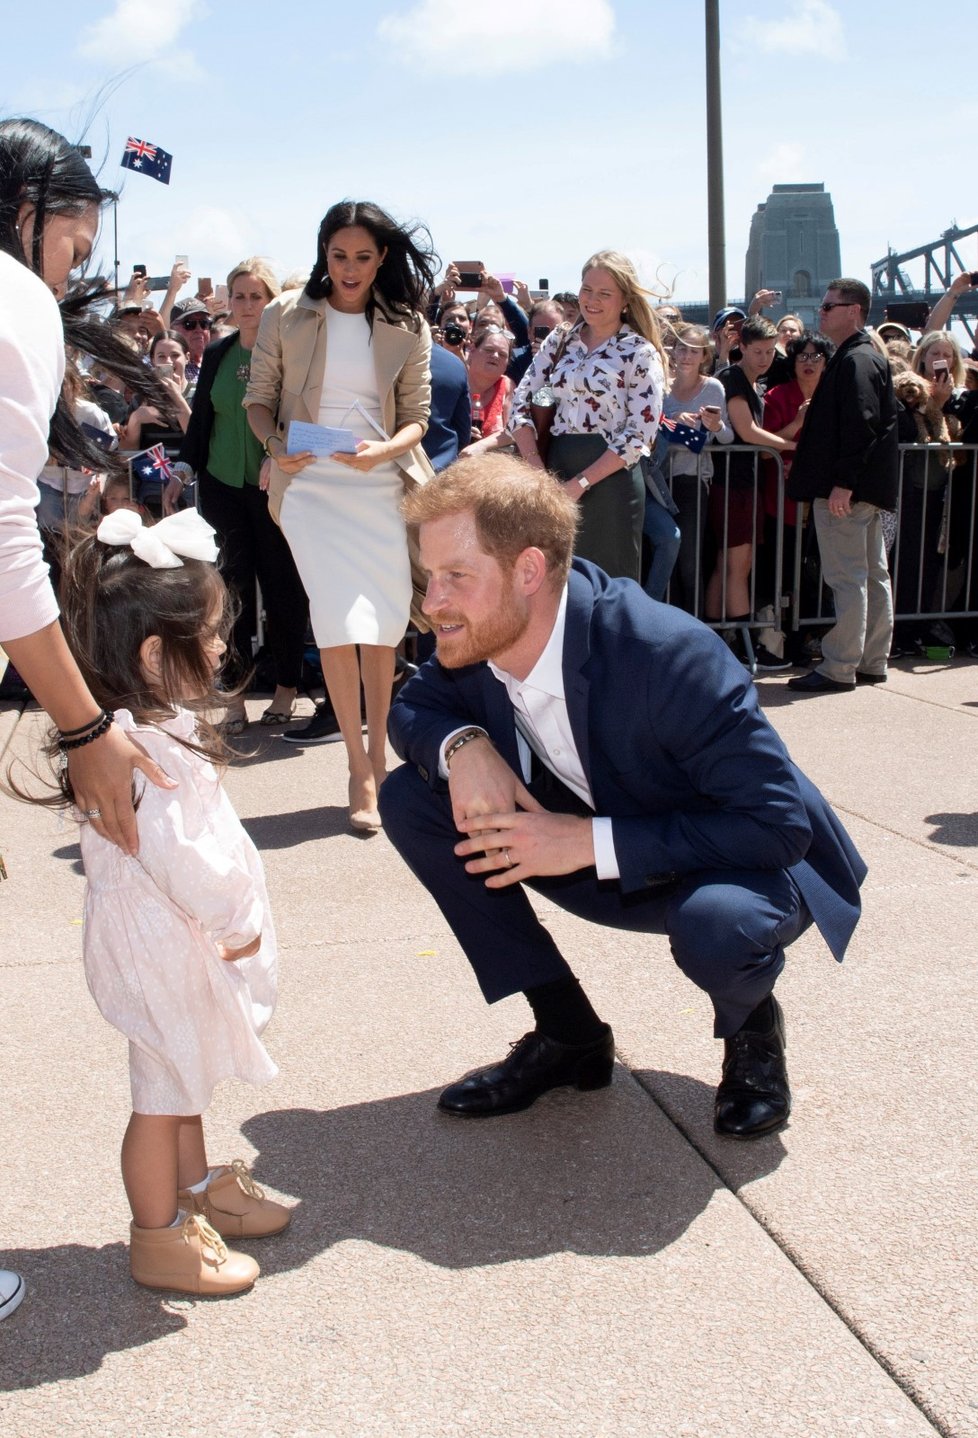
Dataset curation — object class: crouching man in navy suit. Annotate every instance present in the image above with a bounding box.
[380,455,865,1138]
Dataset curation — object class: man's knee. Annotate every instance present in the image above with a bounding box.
[379,763,451,850]
[666,872,798,990]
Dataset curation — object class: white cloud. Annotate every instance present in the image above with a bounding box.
[78,0,197,64]
[377,0,615,74]
[756,142,807,185]
[736,0,846,59]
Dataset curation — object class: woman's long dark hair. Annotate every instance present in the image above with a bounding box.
[0,118,172,473]
[305,200,438,325]
[0,117,104,272]
[55,281,176,471]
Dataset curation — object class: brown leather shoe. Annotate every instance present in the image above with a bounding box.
[129,1213,259,1296]
[178,1160,291,1239]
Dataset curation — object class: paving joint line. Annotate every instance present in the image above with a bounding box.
[619,1056,951,1437]
[830,800,978,875]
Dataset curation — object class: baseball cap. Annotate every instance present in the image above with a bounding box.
[712,306,747,331]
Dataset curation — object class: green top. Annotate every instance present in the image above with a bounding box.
[207,340,262,488]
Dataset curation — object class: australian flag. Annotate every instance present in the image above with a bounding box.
[659,414,709,454]
[129,443,174,487]
[120,137,173,185]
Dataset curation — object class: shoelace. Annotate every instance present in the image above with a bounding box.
[181,1212,228,1266]
[229,1158,266,1200]
[722,1030,779,1090]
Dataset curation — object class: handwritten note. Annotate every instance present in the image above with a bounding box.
[286,421,359,457]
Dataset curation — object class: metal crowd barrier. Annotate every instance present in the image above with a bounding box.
[658,441,978,660]
[659,444,785,668]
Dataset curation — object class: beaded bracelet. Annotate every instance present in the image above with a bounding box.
[444,727,489,768]
[59,711,114,752]
[58,710,107,740]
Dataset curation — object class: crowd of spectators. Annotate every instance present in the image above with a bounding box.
[37,242,978,724]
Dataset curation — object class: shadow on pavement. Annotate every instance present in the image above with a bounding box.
[0,1242,187,1391]
[241,1076,784,1274]
[923,811,978,846]
[243,806,350,847]
[0,1076,784,1388]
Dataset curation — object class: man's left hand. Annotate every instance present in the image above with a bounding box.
[827,485,853,517]
[454,810,595,888]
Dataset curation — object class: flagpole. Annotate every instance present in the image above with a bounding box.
[111,191,119,296]
[705,0,726,317]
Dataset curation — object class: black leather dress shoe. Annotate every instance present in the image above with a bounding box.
[438,1026,615,1117]
[855,670,887,685]
[714,996,790,1139]
[787,669,854,693]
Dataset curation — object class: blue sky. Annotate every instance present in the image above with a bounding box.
[3,0,973,307]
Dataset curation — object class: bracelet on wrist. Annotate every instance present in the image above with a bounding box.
[59,711,114,753]
[445,728,489,768]
[263,434,283,459]
[58,710,108,740]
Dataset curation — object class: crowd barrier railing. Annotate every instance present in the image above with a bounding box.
[660,441,978,665]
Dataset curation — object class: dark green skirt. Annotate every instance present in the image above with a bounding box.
[548,433,645,581]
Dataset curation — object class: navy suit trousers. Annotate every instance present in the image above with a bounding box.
[380,762,812,1038]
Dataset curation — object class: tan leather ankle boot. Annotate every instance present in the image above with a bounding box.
[178,1160,291,1238]
[129,1213,259,1295]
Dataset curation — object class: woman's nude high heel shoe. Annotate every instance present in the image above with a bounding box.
[348,774,382,833]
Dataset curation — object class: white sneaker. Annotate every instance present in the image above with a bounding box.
[0,1269,25,1320]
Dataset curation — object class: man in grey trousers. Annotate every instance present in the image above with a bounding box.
[786,278,899,693]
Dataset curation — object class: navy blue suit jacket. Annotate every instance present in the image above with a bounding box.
[421,345,471,473]
[388,561,866,963]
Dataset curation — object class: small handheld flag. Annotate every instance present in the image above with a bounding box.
[120,137,173,185]
[659,415,709,454]
[129,443,174,485]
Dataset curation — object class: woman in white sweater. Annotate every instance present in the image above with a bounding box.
[0,117,174,1320]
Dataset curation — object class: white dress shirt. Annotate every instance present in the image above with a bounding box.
[440,585,620,880]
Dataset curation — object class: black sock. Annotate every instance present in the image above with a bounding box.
[741,994,776,1032]
[523,977,605,1046]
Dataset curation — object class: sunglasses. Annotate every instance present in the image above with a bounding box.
[819,301,854,312]
[797,351,825,363]
[178,317,212,331]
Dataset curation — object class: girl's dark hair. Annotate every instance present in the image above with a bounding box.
[0,117,105,273]
[12,536,238,810]
[305,199,438,325]
[57,534,235,767]
[785,330,836,366]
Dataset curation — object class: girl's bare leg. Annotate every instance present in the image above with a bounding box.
[177,1115,208,1191]
[122,1113,183,1229]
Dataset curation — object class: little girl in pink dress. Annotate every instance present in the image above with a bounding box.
[57,507,289,1297]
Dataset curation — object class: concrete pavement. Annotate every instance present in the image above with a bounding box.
[0,657,975,1437]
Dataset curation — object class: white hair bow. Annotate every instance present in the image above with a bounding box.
[96,508,219,569]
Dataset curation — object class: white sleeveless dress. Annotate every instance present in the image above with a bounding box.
[278,305,412,647]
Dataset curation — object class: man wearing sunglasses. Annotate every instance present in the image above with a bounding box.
[170,299,213,384]
[786,278,898,693]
